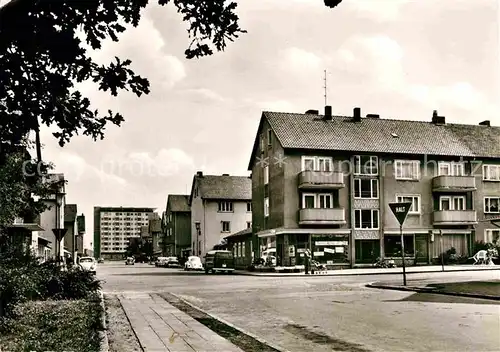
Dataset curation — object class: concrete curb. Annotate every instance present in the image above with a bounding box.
[98,291,109,352]
[366,283,500,301]
[235,267,500,277]
[168,293,290,352]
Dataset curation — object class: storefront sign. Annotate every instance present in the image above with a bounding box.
[313,251,324,256]
[335,247,344,253]
[315,241,348,246]
[297,248,306,253]
[323,248,335,254]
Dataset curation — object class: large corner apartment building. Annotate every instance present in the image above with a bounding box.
[248,106,500,268]
[94,206,155,259]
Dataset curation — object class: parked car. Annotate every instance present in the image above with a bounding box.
[166,257,181,268]
[261,248,277,266]
[204,250,235,274]
[155,257,169,267]
[125,257,135,265]
[97,258,104,264]
[79,257,97,274]
[184,256,203,271]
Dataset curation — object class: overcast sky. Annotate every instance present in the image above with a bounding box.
[14,0,499,248]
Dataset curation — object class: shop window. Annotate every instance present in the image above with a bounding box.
[384,235,415,257]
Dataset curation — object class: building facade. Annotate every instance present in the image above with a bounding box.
[189,172,252,259]
[164,195,191,258]
[93,206,155,260]
[38,173,66,260]
[248,106,500,268]
[63,204,78,262]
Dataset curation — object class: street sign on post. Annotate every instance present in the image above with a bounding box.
[389,202,412,286]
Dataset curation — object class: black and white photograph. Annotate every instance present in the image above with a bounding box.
[0,0,499,351]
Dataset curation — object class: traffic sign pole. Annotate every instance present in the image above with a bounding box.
[400,224,406,286]
[389,202,412,286]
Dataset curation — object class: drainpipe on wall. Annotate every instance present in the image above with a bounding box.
[203,199,206,257]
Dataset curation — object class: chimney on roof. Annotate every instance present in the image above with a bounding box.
[324,106,332,120]
[196,171,203,177]
[222,173,229,176]
[431,110,445,125]
[353,107,361,122]
[479,120,490,127]
[366,114,379,119]
[305,109,319,115]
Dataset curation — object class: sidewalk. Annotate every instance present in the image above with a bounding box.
[118,292,244,352]
[235,264,500,277]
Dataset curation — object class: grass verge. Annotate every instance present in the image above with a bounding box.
[0,293,103,352]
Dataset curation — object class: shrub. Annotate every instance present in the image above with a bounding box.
[0,294,103,352]
[0,251,100,318]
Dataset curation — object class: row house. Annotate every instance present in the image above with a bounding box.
[163,194,191,258]
[189,172,252,259]
[248,106,500,268]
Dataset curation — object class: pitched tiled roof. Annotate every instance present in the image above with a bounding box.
[167,195,190,212]
[64,204,77,223]
[262,112,500,158]
[197,175,251,200]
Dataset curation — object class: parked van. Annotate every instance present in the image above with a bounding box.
[204,250,235,274]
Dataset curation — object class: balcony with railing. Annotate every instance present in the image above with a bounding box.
[298,171,345,189]
[299,208,346,225]
[433,210,477,225]
[432,176,476,192]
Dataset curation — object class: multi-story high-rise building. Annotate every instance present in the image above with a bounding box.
[248,106,500,268]
[93,207,155,260]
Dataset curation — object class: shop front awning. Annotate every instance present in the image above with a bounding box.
[8,223,44,231]
[257,228,351,238]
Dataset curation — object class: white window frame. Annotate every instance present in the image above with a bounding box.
[264,197,269,217]
[354,155,378,176]
[264,165,269,185]
[218,201,233,212]
[438,162,465,176]
[221,221,231,233]
[396,194,421,214]
[485,229,500,243]
[354,209,379,230]
[394,160,420,180]
[353,178,379,199]
[483,165,500,181]
[484,197,500,213]
[301,156,333,172]
[453,196,465,211]
[301,193,334,209]
[302,193,316,208]
[318,193,333,208]
[439,196,466,211]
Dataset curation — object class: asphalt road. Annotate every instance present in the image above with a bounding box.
[98,263,500,352]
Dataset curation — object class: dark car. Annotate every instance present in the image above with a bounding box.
[204,250,235,274]
[166,257,181,268]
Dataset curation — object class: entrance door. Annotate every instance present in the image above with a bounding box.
[415,234,428,264]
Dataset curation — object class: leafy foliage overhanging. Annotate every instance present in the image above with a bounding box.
[0,0,247,147]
